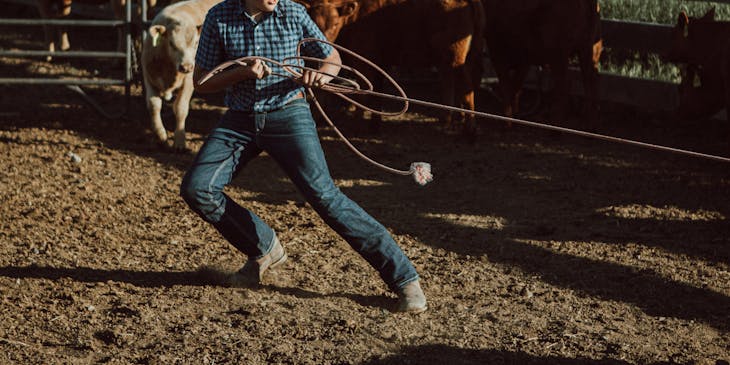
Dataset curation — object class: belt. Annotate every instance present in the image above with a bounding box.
[235,91,306,114]
[286,91,305,104]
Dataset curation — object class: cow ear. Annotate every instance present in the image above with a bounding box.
[148,25,166,47]
[678,11,689,34]
[702,7,716,21]
[341,1,359,17]
[678,11,688,25]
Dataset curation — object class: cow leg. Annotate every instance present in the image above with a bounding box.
[460,66,477,138]
[444,36,474,133]
[465,38,485,133]
[509,65,529,118]
[111,0,126,53]
[58,0,71,51]
[171,78,194,151]
[58,28,70,51]
[578,45,600,128]
[724,49,730,148]
[725,82,730,148]
[489,57,517,125]
[497,65,529,129]
[454,60,478,139]
[548,59,570,124]
[37,0,58,61]
[143,78,168,147]
[439,64,456,129]
[677,65,701,121]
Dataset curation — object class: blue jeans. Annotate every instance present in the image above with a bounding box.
[180,99,419,291]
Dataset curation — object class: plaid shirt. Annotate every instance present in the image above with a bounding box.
[196,0,332,112]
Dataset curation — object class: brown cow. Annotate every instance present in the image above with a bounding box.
[301,0,485,136]
[36,0,158,61]
[667,8,730,123]
[483,0,602,126]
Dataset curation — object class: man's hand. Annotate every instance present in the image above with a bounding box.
[298,48,341,88]
[298,68,331,88]
[240,59,272,80]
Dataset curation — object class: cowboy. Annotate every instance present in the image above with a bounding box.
[179,0,427,313]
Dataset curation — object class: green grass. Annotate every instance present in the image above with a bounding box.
[601,0,730,24]
[598,0,730,82]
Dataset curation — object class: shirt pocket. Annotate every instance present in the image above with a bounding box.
[223,24,252,58]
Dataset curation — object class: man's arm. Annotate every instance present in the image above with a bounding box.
[193,59,271,94]
[193,48,341,93]
[300,48,342,87]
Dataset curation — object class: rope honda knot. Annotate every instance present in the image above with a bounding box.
[410,162,433,186]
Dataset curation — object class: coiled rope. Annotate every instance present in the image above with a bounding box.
[199,38,730,186]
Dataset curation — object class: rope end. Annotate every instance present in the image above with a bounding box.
[410,162,433,186]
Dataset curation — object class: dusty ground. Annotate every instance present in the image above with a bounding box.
[1,9,729,365]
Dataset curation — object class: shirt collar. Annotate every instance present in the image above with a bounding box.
[235,0,285,20]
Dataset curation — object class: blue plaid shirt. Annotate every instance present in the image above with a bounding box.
[196,0,332,112]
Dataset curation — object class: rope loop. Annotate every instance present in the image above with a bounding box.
[199,38,433,185]
[199,38,730,181]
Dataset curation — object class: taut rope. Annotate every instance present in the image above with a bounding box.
[199,38,730,186]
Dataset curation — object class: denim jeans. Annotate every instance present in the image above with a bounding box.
[180,99,419,291]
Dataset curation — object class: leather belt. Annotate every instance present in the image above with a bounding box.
[286,91,305,104]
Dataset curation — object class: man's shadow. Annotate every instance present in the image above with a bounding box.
[0,264,395,311]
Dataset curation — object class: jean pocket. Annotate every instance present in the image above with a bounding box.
[281,98,309,110]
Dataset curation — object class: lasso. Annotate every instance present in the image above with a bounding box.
[199,38,730,186]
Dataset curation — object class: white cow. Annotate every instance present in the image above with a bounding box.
[141,0,220,150]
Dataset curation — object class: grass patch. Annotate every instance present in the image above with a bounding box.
[598,0,730,82]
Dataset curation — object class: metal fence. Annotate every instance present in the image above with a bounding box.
[1,0,728,115]
[0,0,150,118]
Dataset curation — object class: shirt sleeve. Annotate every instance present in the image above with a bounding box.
[299,8,334,59]
[195,11,224,71]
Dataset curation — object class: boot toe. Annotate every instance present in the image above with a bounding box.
[395,280,427,313]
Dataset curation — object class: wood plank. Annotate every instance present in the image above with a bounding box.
[574,71,679,112]
[505,68,680,112]
[601,20,673,54]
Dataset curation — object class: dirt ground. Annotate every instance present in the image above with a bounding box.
[1,9,729,365]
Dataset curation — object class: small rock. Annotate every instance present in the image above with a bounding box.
[521,287,534,299]
[68,152,82,164]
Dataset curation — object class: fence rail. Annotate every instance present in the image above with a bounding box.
[562,0,729,112]
[0,0,725,115]
[590,19,679,111]
[601,19,673,55]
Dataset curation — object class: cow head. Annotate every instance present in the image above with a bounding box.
[666,7,716,63]
[148,22,201,74]
[676,64,725,120]
[300,0,360,41]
